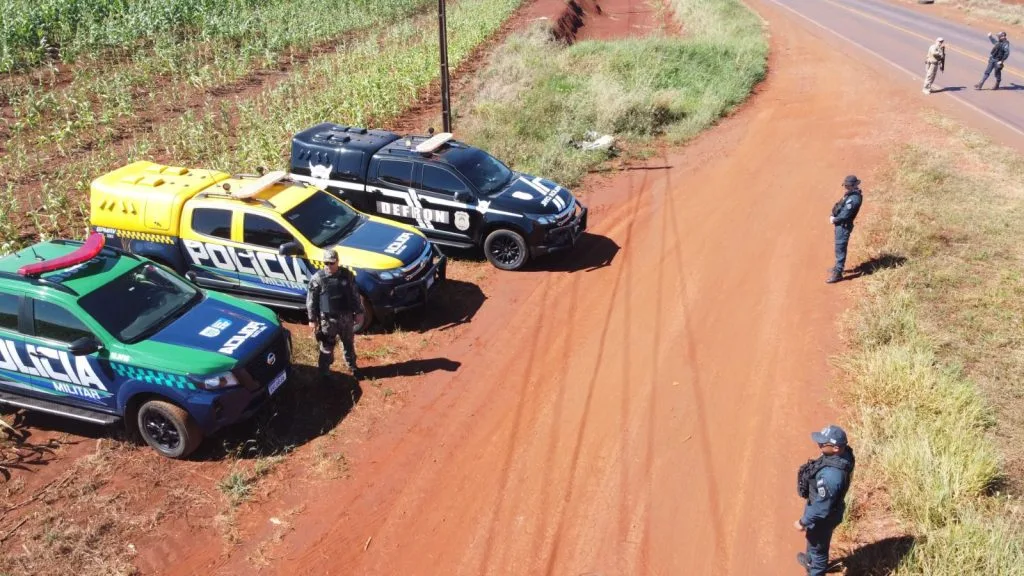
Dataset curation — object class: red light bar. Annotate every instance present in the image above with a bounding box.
[18,233,106,278]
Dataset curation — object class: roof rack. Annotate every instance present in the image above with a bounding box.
[232,170,289,199]
[195,186,276,209]
[414,132,453,154]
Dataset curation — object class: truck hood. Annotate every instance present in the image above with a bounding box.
[335,217,428,268]
[148,296,280,362]
[489,173,575,216]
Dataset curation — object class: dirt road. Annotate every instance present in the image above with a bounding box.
[160,2,937,574]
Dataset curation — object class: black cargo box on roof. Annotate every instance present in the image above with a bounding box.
[290,122,400,182]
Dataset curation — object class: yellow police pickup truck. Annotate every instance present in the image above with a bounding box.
[89,161,446,331]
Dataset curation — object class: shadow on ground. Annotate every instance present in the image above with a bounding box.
[837,535,916,575]
[844,252,908,281]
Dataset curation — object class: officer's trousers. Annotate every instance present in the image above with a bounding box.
[316,315,357,375]
[923,62,940,90]
[980,58,1003,86]
[833,224,853,274]
[805,522,836,576]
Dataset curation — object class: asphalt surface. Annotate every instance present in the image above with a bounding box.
[763,0,1024,140]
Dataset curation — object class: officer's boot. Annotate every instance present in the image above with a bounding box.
[826,269,843,284]
[994,80,1000,90]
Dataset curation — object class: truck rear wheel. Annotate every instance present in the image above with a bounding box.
[353,294,374,333]
[137,400,203,459]
[484,229,529,271]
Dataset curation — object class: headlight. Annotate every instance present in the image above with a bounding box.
[188,371,240,390]
[537,215,557,225]
[372,269,399,281]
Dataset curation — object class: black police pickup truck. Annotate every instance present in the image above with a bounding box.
[288,123,588,271]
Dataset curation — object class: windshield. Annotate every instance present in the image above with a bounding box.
[79,263,200,343]
[283,191,360,247]
[443,147,513,195]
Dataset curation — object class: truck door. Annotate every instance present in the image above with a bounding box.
[21,298,117,413]
[368,159,424,232]
[237,212,314,302]
[180,206,240,289]
[413,164,478,244]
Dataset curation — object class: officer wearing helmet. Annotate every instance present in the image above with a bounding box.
[975,31,1011,90]
[827,175,863,284]
[306,248,363,380]
[794,425,856,576]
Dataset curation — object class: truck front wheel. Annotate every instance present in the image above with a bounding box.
[484,229,529,271]
[353,294,374,333]
[137,400,203,459]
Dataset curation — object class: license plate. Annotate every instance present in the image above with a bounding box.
[268,370,287,395]
[426,274,435,290]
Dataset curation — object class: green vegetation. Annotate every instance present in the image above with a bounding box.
[0,0,433,187]
[841,113,1024,574]
[459,0,768,187]
[0,0,432,73]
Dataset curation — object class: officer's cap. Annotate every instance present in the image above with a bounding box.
[936,37,944,43]
[843,175,860,187]
[998,31,1007,39]
[322,248,339,264]
[811,424,848,447]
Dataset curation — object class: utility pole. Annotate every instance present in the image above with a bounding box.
[438,0,452,132]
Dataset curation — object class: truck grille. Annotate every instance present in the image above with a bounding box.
[553,198,576,227]
[243,331,289,388]
[401,244,434,281]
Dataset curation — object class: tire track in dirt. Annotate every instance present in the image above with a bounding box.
[539,160,649,576]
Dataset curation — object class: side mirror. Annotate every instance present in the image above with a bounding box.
[69,336,100,356]
[185,271,198,282]
[278,241,303,256]
[454,190,472,203]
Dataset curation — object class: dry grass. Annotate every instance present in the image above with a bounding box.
[840,111,1024,573]
[929,0,1024,26]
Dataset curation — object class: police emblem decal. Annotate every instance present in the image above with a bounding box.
[267,353,276,366]
[454,211,470,231]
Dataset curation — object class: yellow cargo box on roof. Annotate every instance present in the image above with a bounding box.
[90,161,230,236]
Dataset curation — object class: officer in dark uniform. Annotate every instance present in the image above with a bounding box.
[794,424,856,576]
[827,175,863,284]
[306,248,363,380]
[975,32,1011,90]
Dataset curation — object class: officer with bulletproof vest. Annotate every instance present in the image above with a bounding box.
[975,31,1011,90]
[306,248,363,380]
[827,175,863,284]
[795,424,856,576]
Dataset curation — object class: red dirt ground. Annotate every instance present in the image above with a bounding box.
[151,0,939,574]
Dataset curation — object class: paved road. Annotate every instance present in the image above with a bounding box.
[764,0,1024,140]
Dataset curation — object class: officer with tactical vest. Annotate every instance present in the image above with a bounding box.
[827,175,863,284]
[794,424,856,576]
[975,31,1011,90]
[306,248,363,380]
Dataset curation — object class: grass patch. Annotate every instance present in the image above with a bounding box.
[927,0,1024,26]
[459,0,767,187]
[840,112,1024,573]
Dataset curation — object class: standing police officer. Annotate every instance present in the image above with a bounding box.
[795,425,856,576]
[975,31,1011,90]
[828,175,863,284]
[307,248,364,380]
